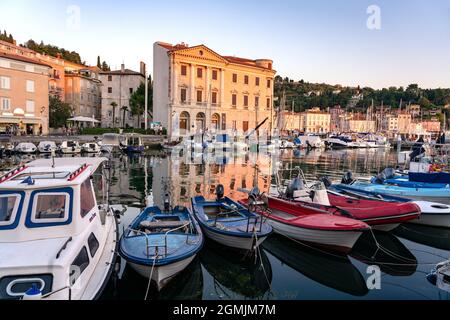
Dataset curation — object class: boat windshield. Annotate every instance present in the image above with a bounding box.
[12,172,70,180]
[67,141,77,147]
[128,137,140,146]
[0,194,20,226]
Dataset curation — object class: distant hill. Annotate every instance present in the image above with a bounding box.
[274,76,450,113]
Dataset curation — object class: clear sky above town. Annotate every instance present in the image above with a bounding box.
[1,0,449,89]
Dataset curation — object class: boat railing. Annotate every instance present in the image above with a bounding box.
[126,221,194,258]
[212,208,264,233]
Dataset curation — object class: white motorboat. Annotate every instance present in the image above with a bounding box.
[296,135,325,149]
[81,142,101,154]
[59,141,82,154]
[100,133,124,153]
[0,158,118,300]
[37,141,57,154]
[14,143,37,154]
[324,135,351,149]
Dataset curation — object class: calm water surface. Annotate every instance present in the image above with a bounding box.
[4,148,448,300]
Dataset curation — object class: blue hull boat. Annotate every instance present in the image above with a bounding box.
[342,180,450,202]
[124,145,145,153]
[119,206,203,289]
[191,187,272,251]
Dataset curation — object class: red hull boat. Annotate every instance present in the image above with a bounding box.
[286,192,421,231]
[239,197,370,253]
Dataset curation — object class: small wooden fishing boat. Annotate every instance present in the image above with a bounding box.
[119,205,203,290]
[191,186,272,251]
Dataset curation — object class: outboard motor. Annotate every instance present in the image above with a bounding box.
[409,136,425,161]
[163,193,171,212]
[319,176,333,188]
[373,172,387,184]
[341,171,355,185]
[249,187,260,198]
[381,168,396,180]
[285,177,304,200]
[215,184,225,201]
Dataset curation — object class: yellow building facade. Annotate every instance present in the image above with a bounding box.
[303,108,331,133]
[153,42,276,137]
[347,119,376,133]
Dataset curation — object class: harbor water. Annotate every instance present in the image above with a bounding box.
[2,148,449,300]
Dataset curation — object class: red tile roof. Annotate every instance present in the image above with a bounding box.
[157,42,274,71]
[0,52,52,68]
[99,69,144,76]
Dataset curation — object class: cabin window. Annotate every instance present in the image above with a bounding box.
[33,193,69,222]
[0,195,19,226]
[80,179,96,218]
[88,233,100,257]
[70,247,89,285]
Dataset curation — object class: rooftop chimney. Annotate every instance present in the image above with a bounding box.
[140,61,146,76]
[121,63,125,72]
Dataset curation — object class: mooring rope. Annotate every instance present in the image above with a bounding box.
[281,231,440,267]
[144,256,158,301]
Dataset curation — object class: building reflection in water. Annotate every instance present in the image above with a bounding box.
[113,148,396,209]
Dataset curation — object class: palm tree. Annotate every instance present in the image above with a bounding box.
[121,106,129,129]
[110,102,118,128]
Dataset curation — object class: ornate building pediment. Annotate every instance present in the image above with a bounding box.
[173,45,228,65]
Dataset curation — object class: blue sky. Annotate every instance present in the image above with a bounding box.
[1,0,449,89]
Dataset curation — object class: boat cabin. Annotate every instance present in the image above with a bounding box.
[0,158,114,300]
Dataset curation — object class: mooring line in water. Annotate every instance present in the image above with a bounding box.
[144,256,158,301]
[368,228,417,263]
[409,248,450,261]
[254,231,273,297]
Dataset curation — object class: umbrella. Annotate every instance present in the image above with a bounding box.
[67,116,100,123]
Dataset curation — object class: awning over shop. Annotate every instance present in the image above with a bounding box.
[0,117,21,124]
[68,116,100,123]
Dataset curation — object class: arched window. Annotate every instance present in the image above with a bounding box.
[179,112,190,133]
[211,113,220,131]
[196,112,206,132]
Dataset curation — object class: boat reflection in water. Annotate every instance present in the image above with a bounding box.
[394,224,450,251]
[103,257,203,300]
[263,234,368,297]
[200,241,273,299]
[350,231,418,276]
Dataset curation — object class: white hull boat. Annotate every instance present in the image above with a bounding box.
[59,141,82,154]
[128,256,196,290]
[14,143,37,154]
[0,158,118,300]
[37,141,57,154]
